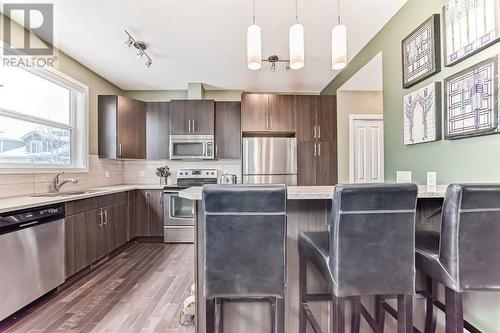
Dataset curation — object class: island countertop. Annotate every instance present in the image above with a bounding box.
[178,185,448,200]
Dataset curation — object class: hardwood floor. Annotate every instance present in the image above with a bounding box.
[1,242,195,333]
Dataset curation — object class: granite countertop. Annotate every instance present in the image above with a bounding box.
[0,184,164,214]
[178,185,448,201]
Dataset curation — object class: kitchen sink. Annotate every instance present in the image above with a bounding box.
[31,189,104,197]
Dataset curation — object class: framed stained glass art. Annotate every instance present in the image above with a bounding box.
[444,56,499,139]
[403,82,442,145]
[402,14,441,88]
[444,0,500,66]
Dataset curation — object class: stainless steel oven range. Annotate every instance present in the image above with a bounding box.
[163,169,218,243]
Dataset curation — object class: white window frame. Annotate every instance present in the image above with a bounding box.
[0,66,89,173]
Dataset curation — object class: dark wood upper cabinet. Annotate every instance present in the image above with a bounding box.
[146,102,170,160]
[215,101,241,159]
[317,95,337,142]
[169,100,191,135]
[268,95,296,132]
[169,100,215,135]
[189,100,215,134]
[241,93,269,132]
[296,95,317,141]
[98,95,146,159]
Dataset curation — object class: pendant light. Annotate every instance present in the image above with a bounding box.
[247,0,262,70]
[289,0,304,69]
[331,0,347,70]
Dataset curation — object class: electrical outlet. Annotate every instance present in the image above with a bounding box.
[427,172,437,193]
[105,171,110,178]
[396,171,412,183]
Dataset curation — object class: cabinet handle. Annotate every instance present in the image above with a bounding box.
[266,115,269,130]
[314,142,317,157]
[98,210,103,228]
[193,120,196,132]
[146,192,150,205]
[215,145,218,158]
[269,115,272,130]
[103,210,108,227]
[188,120,191,133]
[313,126,316,139]
[317,126,321,139]
[318,142,321,156]
[118,144,122,158]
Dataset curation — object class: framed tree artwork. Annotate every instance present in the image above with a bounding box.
[402,14,441,88]
[444,0,500,66]
[444,56,499,139]
[403,82,442,145]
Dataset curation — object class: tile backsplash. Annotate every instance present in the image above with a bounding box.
[0,155,241,199]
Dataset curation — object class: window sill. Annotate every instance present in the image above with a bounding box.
[0,165,89,174]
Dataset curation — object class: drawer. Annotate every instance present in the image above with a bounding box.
[65,192,127,216]
[164,226,194,243]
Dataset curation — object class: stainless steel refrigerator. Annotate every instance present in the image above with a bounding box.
[243,137,297,185]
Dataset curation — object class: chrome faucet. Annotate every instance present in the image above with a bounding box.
[51,172,79,193]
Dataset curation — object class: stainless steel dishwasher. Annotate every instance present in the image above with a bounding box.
[0,205,65,321]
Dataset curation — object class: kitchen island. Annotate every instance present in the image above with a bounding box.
[179,185,446,333]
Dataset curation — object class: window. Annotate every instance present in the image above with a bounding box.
[0,66,88,172]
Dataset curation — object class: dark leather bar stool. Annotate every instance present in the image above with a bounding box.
[298,184,418,333]
[202,184,287,333]
[416,184,500,333]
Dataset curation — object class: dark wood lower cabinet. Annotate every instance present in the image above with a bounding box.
[298,141,317,186]
[65,209,101,277]
[297,141,338,186]
[65,195,128,278]
[316,141,338,185]
[105,202,128,253]
[129,190,164,238]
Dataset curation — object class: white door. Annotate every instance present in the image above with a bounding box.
[349,115,384,183]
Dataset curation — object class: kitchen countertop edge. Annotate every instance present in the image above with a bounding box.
[178,185,448,201]
[0,184,165,214]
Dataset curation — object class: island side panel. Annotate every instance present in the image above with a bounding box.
[195,199,333,333]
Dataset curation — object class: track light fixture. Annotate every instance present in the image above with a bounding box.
[125,30,153,68]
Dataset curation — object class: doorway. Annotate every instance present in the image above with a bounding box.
[349,114,384,183]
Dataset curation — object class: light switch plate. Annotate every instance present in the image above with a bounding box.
[427,172,437,193]
[396,171,412,183]
[140,170,145,177]
[105,171,110,178]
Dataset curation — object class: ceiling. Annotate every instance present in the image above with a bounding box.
[1,0,407,93]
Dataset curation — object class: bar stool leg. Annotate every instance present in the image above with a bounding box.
[331,294,345,333]
[206,299,216,333]
[351,296,361,333]
[299,251,307,333]
[375,295,385,331]
[424,277,437,333]
[215,298,223,333]
[396,294,413,333]
[274,297,285,333]
[445,287,464,333]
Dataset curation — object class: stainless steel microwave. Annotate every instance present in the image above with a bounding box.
[169,135,215,160]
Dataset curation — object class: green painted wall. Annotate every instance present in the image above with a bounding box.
[322,0,500,185]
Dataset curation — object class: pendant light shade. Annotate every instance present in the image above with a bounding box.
[247,24,262,70]
[289,23,305,70]
[331,24,347,70]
